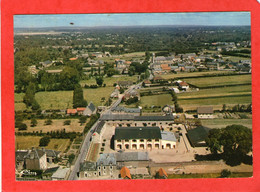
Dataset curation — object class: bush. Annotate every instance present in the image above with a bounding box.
[17,123,28,131]
[44,119,53,125]
[39,136,51,146]
[220,169,231,178]
[31,118,38,127]
[68,153,75,164]
[63,120,71,125]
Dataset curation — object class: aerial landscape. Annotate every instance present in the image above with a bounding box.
[14,12,252,180]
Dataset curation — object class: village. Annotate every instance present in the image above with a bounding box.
[14,25,252,180]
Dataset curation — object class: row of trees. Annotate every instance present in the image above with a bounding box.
[170,91,183,113]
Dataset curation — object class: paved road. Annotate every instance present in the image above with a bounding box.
[68,81,143,180]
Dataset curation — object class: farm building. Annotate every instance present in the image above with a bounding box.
[83,102,97,116]
[186,126,210,147]
[197,106,214,119]
[114,127,177,150]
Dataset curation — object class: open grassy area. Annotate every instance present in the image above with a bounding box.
[201,119,252,129]
[80,75,138,87]
[183,74,251,88]
[14,87,114,111]
[167,172,252,179]
[15,136,70,152]
[222,56,251,62]
[17,119,84,133]
[178,85,251,99]
[140,94,173,107]
[179,95,251,111]
[161,71,236,79]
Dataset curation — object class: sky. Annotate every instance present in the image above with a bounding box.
[14,12,251,28]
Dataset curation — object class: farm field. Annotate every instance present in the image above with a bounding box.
[179,95,251,111]
[16,119,84,133]
[80,75,138,87]
[15,136,70,152]
[178,85,251,99]
[160,71,236,79]
[183,74,251,88]
[201,119,252,129]
[15,87,114,111]
[140,94,173,107]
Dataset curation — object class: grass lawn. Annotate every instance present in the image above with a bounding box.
[201,119,252,129]
[183,74,251,88]
[179,95,251,111]
[140,94,173,107]
[17,119,84,133]
[161,71,236,79]
[167,172,252,179]
[223,56,251,62]
[15,136,70,152]
[14,87,114,110]
[80,75,138,87]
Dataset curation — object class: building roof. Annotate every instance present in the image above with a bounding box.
[112,106,140,113]
[51,167,70,179]
[197,106,213,114]
[114,127,161,140]
[143,79,152,84]
[179,82,189,86]
[45,149,60,158]
[161,131,177,142]
[15,150,29,161]
[88,102,96,112]
[186,126,210,147]
[96,153,116,166]
[94,120,105,134]
[116,152,149,162]
[100,114,135,121]
[120,167,131,179]
[79,161,96,171]
[67,109,77,114]
[161,64,171,71]
[77,108,86,112]
[158,168,168,178]
[134,115,174,121]
[25,149,45,160]
[153,76,164,81]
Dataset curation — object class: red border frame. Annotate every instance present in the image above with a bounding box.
[2,0,260,191]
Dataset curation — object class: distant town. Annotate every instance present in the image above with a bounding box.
[14,25,252,180]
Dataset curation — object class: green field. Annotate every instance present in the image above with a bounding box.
[183,74,251,88]
[80,75,138,87]
[15,136,70,152]
[168,172,252,179]
[201,119,252,129]
[15,87,114,111]
[140,94,173,107]
[161,71,236,79]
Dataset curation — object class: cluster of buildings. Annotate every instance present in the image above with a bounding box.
[66,102,97,116]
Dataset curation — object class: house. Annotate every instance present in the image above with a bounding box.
[110,89,120,98]
[158,168,168,179]
[67,109,77,115]
[79,153,117,179]
[153,76,165,83]
[77,107,86,115]
[45,149,61,163]
[197,106,214,119]
[15,150,29,171]
[114,126,177,150]
[162,105,175,114]
[124,90,140,101]
[161,64,171,73]
[40,60,52,68]
[118,81,133,88]
[69,57,78,61]
[25,148,47,170]
[120,167,131,179]
[83,102,97,116]
[178,81,189,90]
[143,79,152,87]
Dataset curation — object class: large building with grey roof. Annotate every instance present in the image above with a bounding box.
[114,127,177,150]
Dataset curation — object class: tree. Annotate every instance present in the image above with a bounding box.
[106,68,117,77]
[17,123,28,131]
[23,82,39,109]
[95,76,104,86]
[31,118,38,127]
[45,119,53,125]
[39,136,51,146]
[64,120,71,125]
[79,116,87,125]
[220,169,231,178]
[73,84,87,108]
[206,125,252,165]
[59,66,80,90]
